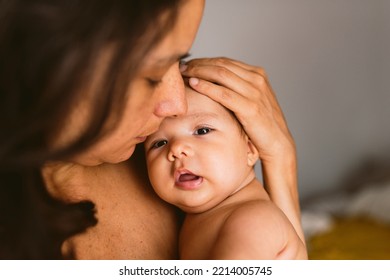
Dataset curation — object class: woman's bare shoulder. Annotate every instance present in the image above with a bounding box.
[43,145,181,259]
[42,145,151,200]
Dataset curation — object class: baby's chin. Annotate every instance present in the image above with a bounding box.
[177,200,217,214]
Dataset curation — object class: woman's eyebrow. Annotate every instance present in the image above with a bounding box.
[153,52,191,66]
[178,52,191,62]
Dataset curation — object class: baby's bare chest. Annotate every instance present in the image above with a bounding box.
[179,209,234,259]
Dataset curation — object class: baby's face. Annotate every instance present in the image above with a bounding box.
[145,87,256,213]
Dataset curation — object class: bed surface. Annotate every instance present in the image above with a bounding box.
[301,171,390,260]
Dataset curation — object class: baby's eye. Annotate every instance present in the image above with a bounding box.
[194,127,212,135]
[151,140,168,149]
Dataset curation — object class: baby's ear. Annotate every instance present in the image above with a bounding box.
[246,136,259,167]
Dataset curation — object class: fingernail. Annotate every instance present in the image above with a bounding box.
[179,63,188,72]
[189,77,199,86]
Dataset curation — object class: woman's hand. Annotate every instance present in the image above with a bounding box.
[180,57,305,245]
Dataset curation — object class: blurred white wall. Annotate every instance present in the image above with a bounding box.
[191,0,390,199]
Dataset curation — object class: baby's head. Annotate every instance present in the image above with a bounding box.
[144,86,259,213]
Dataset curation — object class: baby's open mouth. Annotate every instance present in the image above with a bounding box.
[175,170,203,190]
[178,173,200,182]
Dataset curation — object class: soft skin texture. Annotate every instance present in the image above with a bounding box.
[51,0,204,167]
[43,0,205,259]
[145,88,307,259]
[145,88,259,213]
[43,1,305,258]
[179,179,307,259]
[180,58,306,245]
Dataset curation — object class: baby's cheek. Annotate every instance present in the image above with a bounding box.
[149,163,164,184]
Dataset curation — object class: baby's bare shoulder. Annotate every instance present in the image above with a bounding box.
[210,200,304,259]
[225,200,289,237]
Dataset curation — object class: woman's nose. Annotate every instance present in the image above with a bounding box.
[154,65,187,118]
[167,139,193,161]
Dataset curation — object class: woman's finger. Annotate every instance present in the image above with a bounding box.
[188,77,271,128]
[185,57,265,76]
[184,59,283,121]
[184,57,266,90]
[185,65,261,101]
[183,58,279,115]
[187,58,287,128]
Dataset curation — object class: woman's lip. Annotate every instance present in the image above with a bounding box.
[174,169,203,190]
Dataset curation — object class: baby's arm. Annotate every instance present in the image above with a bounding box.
[209,201,307,260]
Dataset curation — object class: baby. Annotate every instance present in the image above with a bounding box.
[144,85,307,259]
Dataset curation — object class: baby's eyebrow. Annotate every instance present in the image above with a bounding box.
[185,112,219,121]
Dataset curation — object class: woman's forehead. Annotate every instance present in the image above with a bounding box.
[142,0,204,70]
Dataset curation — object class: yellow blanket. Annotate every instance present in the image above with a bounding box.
[308,216,390,260]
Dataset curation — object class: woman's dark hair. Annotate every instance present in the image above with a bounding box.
[0,0,182,259]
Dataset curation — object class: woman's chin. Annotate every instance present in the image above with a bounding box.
[108,145,136,164]
[72,145,137,166]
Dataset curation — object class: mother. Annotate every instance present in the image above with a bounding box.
[0,0,304,259]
